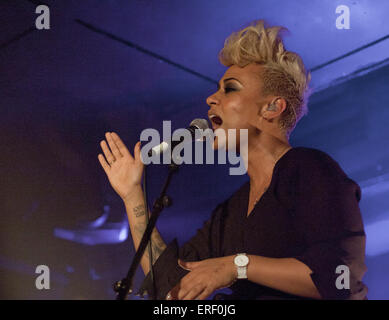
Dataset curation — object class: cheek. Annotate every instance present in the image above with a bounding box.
[227,103,257,129]
[222,100,246,124]
[228,99,245,115]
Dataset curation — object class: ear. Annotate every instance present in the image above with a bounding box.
[261,97,287,121]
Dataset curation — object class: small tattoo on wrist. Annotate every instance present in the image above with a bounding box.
[133,204,145,217]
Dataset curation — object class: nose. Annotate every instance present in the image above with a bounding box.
[206,91,219,108]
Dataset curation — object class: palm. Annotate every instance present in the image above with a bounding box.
[109,156,143,198]
[98,132,144,201]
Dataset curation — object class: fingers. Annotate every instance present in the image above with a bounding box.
[100,140,116,165]
[98,153,110,174]
[178,259,199,271]
[178,259,192,271]
[99,132,136,166]
[111,132,132,159]
[194,288,212,300]
[182,284,206,300]
[106,132,122,160]
[166,283,181,300]
[174,271,200,300]
[170,279,210,300]
[134,141,142,163]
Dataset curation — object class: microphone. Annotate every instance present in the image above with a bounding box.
[148,118,210,157]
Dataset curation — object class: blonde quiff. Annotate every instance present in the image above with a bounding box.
[218,20,312,137]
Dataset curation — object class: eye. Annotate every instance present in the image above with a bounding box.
[224,87,236,93]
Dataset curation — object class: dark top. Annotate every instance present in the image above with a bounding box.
[139,147,368,300]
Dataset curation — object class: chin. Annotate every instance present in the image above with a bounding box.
[212,127,227,150]
[212,134,227,151]
[212,136,219,150]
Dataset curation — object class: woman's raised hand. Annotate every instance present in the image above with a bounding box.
[98,132,144,202]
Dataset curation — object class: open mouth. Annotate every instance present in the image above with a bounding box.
[209,115,223,127]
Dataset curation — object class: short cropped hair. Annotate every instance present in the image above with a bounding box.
[218,20,312,137]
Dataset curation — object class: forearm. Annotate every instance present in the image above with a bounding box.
[123,185,167,275]
[244,255,321,299]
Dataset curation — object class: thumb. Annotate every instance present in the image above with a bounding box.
[178,259,191,271]
[134,141,143,163]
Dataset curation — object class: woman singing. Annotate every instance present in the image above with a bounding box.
[98,20,367,300]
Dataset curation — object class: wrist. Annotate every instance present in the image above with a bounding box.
[229,255,238,280]
[122,185,143,204]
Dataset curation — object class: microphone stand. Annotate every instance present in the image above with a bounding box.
[113,160,180,300]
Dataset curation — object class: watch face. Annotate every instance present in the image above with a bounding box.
[235,254,249,267]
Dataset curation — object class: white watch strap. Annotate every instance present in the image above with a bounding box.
[237,266,247,279]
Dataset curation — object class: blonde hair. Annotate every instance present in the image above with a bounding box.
[218,20,312,136]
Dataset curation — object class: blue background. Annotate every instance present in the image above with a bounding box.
[1,0,388,299]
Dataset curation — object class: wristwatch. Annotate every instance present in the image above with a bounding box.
[234,253,249,279]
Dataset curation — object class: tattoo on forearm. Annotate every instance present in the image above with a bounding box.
[150,231,166,263]
[133,204,146,217]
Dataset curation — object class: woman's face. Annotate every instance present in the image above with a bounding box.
[206,63,270,151]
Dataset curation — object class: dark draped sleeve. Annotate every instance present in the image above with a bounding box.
[291,150,368,299]
[138,202,226,300]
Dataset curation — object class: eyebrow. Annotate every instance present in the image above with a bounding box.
[217,77,242,90]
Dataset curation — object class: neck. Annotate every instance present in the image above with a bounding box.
[241,132,292,191]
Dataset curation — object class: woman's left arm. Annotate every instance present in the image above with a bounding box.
[167,255,321,300]
[246,255,321,298]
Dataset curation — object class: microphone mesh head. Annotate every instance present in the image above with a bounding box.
[190,118,210,130]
